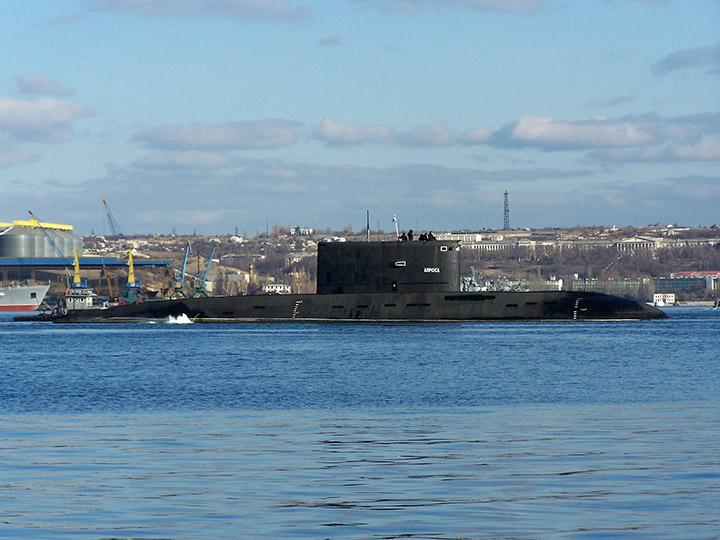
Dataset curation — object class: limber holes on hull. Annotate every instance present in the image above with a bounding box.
[444,294,495,302]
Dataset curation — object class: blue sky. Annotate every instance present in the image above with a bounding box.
[1,0,718,235]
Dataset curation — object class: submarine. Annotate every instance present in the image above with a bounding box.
[54,239,666,322]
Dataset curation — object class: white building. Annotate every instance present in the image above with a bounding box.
[653,293,676,306]
[290,227,314,236]
[262,283,291,294]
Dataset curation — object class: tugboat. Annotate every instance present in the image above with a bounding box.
[52,239,667,322]
[58,249,97,314]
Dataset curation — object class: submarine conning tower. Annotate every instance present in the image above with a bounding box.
[317,240,461,294]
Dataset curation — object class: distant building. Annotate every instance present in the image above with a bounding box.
[432,230,718,254]
[290,227,314,236]
[543,278,563,291]
[614,236,663,253]
[571,278,652,298]
[285,251,315,269]
[655,271,720,293]
[436,233,483,243]
[262,283,291,294]
[319,236,346,243]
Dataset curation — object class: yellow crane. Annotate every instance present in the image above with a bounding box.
[124,249,142,302]
[127,249,137,286]
[71,249,85,288]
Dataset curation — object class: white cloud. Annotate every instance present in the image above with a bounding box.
[133,119,302,150]
[312,117,395,145]
[0,97,93,143]
[16,74,73,96]
[313,114,718,162]
[493,116,658,149]
[313,117,491,147]
[488,113,720,162]
[74,0,313,22]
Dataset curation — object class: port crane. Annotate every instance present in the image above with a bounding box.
[96,266,114,299]
[171,241,191,299]
[102,198,126,252]
[192,242,217,298]
[124,249,142,302]
[70,249,87,289]
[102,198,124,239]
[28,210,64,257]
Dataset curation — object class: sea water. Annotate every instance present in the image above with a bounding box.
[0,307,718,539]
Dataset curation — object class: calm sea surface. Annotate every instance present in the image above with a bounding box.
[0,307,718,539]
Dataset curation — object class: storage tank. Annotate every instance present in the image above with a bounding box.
[49,229,67,256]
[57,230,83,256]
[0,227,38,257]
[0,226,83,257]
[33,228,50,257]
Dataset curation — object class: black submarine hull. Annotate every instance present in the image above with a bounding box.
[55,290,666,322]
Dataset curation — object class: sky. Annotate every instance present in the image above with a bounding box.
[1,0,719,235]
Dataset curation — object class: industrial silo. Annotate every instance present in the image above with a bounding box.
[0,225,82,257]
[0,227,36,257]
[48,229,66,256]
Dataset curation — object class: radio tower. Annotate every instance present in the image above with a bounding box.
[503,191,510,230]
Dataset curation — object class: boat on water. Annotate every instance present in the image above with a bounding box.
[57,249,98,314]
[0,283,50,312]
[49,240,666,323]
[652,293,677,307]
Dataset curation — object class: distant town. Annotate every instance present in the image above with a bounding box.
[81,223,719,303]
[2,219,719,304]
